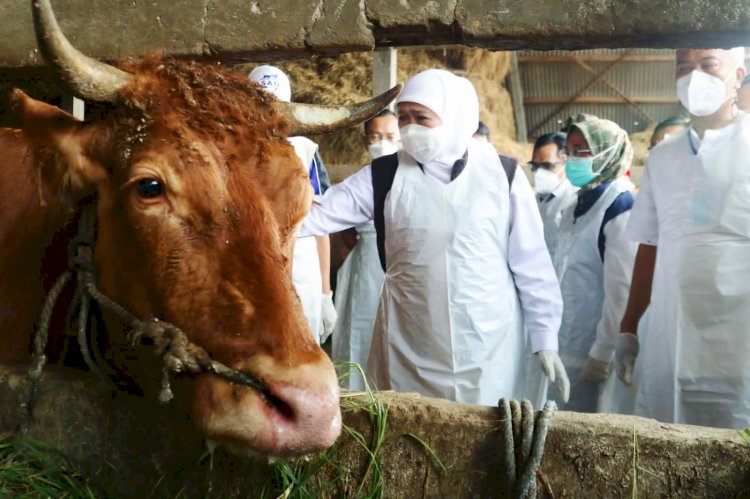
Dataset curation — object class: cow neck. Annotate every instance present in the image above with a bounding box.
[29,203,269,405]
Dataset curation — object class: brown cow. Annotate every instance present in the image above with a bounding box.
[0,0,398,457]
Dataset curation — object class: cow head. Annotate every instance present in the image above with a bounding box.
[14,0,399,458]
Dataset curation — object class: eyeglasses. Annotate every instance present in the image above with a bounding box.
[528,161,562,171]
[565,147,592,157]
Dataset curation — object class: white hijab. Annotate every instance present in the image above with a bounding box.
[396,69,480,183]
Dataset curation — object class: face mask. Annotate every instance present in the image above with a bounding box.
[400,124,444,164]
[676,70,731,117]
[367,140,399,160]
[565,157,597,188]
[565,143,621,188]
[533,167,562,195]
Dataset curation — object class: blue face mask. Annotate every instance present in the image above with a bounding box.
[565,142,622,187]
[565,156,597,187]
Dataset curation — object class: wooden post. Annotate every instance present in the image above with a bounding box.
[373,48,397,110]
[60,92,84,120]
[506,52,528,143]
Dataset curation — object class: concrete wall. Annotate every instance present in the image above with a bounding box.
[2,365,750,498]
[2,0,750,68]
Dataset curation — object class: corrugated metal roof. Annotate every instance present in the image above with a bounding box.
[519,49,686,136]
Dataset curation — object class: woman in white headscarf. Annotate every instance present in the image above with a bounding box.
[302,69,569,406]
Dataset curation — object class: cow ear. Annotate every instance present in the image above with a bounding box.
[10,89,107,194]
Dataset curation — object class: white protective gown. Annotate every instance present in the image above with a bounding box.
[627,118,750,428]
[366,145,535,406]
[536,179,578,260]
[289,136,322,343]
[333,221,385,390]
[552,180,636,412]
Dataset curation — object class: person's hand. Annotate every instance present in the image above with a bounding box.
[538,350,570,403]
[320,291,337,344]
[580,356,610,383]
[615,333,639,385]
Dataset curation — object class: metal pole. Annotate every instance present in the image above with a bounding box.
[373,48,397,110]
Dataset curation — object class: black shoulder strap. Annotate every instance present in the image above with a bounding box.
[371,153,400,271]
[498,154,518,187]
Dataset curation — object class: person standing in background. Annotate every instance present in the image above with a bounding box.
[333,110,398,390]
[616,48,750,429]
[552,118,637,413]
[530,132,578,260]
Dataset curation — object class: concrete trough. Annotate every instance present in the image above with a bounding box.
[1,365,749,497]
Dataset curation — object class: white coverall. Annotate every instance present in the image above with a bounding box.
[289,136,323,343]
[332,221,385,390]
[552,179,637,412]
[536,178,578,260]
[301,142,563,407]
[627,119,750,429]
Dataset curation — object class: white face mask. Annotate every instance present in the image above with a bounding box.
[676,70,732,117]
[367,140,399,160]
[400,124,444,164]
[533,168,562,195]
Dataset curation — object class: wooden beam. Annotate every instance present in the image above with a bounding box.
[528,49,634,137]
[519,53,750,64]
[518,54,676,63]
[525,97,680,105]
[505,52,528,143]
[571,56,656,122]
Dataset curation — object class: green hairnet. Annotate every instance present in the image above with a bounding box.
[569,118,633,192]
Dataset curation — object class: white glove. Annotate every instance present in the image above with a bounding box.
[538,350,570,403]
[580,356,610,384]
[615,333,639,386]
[320,291,337,344]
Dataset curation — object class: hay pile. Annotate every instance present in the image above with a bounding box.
[237,47,530,183]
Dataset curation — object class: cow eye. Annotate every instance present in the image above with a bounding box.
[135,178,164,198]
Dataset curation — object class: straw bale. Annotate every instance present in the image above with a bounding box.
[237,47,529,183]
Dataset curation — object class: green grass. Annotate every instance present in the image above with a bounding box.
[0,434,99,498]
[258,362,445,498]
[0,363,444,498]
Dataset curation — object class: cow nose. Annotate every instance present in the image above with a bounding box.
[265,378,342,453]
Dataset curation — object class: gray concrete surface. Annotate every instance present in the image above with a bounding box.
[2,365,749,498]
[2,0,750,68]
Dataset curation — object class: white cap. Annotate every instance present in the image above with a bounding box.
[247,65,292,102]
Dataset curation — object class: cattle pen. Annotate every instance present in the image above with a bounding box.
[2,366,750,497]
[4,0,750,497]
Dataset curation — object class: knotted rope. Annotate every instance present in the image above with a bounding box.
[26,204,266,419]
[499,399,557,498]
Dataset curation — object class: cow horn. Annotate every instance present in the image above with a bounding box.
[32,0,134,102]
[275,85,402,137]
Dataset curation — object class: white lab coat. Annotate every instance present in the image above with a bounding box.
[332,221,385,390]
[366,146,537,406]
[627,118,750,429]
[536,179,578,260]
[289,136,322,343]
[552,180,637,412]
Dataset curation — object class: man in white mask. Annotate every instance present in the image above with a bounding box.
[248,65,337,346]
[301,68,569,407]
[530,132,578,259]
[362,109,400,159]
[615,48,750,429]
[332,110,397,389]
